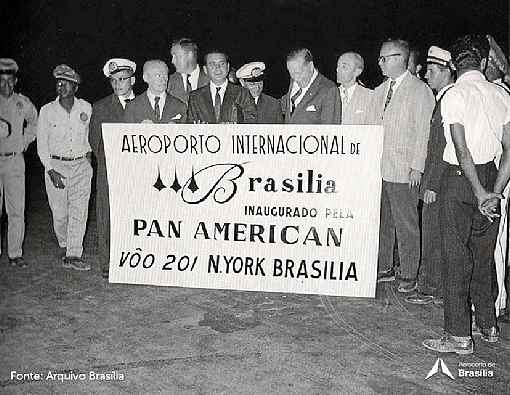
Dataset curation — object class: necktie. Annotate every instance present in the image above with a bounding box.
[340,87,349,105]
[186,74,192,93]
[214,87,222,122]
[384,80,396,111]
[154,96,160,120]
[290,88,302,114]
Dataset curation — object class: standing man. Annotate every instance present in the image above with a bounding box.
[406,46,455,305]
[282,48,341,124]
[37,65,92,271]
[336,52,374,124]
[89,58,136,279]
[373,39,435,292]
[0,58,38,268]
[168,38,209,104]
[124,60,187,124]
[236,61,283,124]
[187,50,257,124]
[423,34,510,353]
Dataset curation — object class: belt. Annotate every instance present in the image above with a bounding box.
[51,155,85,161]
[446,162,495,176]
[0,152,16,157]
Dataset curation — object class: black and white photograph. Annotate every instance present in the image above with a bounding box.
[1,0,510,393]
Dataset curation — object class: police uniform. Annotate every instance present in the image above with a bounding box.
[0,58,38,266]
[89,58,136,277]
[37,65,92,262]
[236,62,283,124]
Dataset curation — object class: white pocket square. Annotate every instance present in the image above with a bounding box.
[305,105,317,112]
[171,113,182,120]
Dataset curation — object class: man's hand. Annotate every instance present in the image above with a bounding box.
[47,169,66,189]
[423,190,437,204]
[477,190,503,221]
[409,169,422,188]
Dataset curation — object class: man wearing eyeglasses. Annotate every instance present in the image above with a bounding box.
[373,39,435,293]
[89,58,136,279]
[37,64,93,271]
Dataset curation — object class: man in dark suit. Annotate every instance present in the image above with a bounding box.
[236,61,283,124]
[124,60,187,124]
[187,50,257,124]
[281,48,341,124]
[89,58,137,279]
[168,38,209,103]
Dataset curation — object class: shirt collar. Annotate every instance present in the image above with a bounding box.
[390,70,408,89]
[189,65,200,79]
[456,70,486,82]
[147,90,166,101]
[210,80,228,96]
[436,83,454,100]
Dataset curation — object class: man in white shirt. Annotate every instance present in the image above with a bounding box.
[168,38,209,103]
[0,58,38,268]
[336,52,373,124]
[37,64,92,271]
[423,34,510,354]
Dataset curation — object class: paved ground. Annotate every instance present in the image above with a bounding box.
[1,150,510,394]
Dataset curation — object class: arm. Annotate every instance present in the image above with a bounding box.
[320,86,342,124]
[89,104,100,156]
[22,97,38,150]
[37,106,66,188]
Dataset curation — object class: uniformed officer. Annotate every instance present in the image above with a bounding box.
[90,58,136,279]
[37,64,92,271]
[0,58,38,268]
[236,62,283,124]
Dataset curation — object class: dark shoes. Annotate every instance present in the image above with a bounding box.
[9,256,28,268]
[405,292,435,305]
[377,268,396,283]
[62,256,91,271]
[423,333,474,355]
[397,279,417,293]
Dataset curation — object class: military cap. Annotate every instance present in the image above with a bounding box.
[487,34,509,74]
[426,46,453,68]
[0,58,19,74]
[53,64,81,84]
[103,58,137,78]
[236,61,265,82]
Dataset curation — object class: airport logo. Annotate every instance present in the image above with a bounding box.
[425,358,455,380]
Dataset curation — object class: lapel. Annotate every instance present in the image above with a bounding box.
[293,73,322,116]
[109,94,125,120]
[220,83,236,121]
[200,85,216,123]
[386,73,411,111]
[171,73,186,100]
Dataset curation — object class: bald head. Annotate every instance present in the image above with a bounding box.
[143,60,169,95]
[336,52,365,87]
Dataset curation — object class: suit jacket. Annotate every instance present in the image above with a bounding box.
[167,68,209,104]
[281,72,341,124]
[124,91,187,124]
[341,84,375,125]
[187,83,257,124]
[256,93,283,124]
[372,72,435,183]
[89,94,126,182]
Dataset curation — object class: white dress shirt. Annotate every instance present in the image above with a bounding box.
[209,80,228,106]
[181,65,201,92]
[118,92,135,109]
[442,70,510,165]
[289,68,318,106]
[146,91,167,118]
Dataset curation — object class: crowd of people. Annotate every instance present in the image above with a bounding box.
[1,33,510,355]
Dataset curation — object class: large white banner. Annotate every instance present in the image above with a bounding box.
[103,124,383,297]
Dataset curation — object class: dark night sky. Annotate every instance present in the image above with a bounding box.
[3,0,509,108]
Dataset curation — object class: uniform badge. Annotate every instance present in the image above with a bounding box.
[108,62,118,73]
[16,101,24,111]
[251,67,263,78]
[80,112,88,122]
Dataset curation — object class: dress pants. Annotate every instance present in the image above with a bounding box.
[378,180,420,279]
[95,170,110,273]
[418,198,443,296]
[0,153,25,258]
[440,162,499,336]
[44,158,92,258]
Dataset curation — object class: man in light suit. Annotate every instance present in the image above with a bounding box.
[124,60,187,124]
[281,48,341,124]
[187,50,257,124]
[374,39,435,292]
[236,61,283,124]
[89,58,136,279]
[168,38,209,104]
[336,52,374,124]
